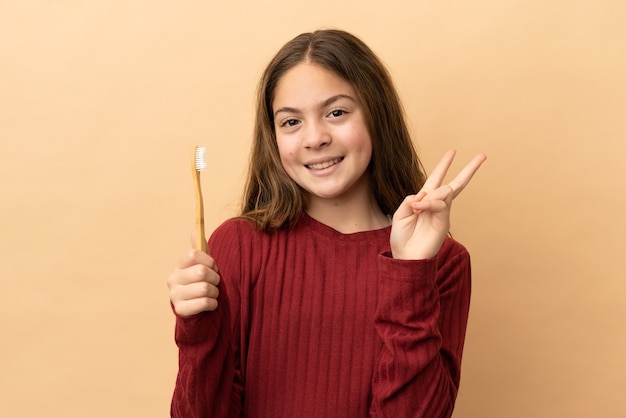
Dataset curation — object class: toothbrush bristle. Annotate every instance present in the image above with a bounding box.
[195,147,207,171]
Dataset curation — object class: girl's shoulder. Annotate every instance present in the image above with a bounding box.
[209,216,265,242]
[438,236,471,267]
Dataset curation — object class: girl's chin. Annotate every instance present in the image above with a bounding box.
[304,184,358,201]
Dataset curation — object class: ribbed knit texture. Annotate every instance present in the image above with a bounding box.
[172,213,471,418]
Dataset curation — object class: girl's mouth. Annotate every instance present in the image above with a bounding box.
[306,157,343,170]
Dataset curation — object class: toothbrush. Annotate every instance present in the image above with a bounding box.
[192,146,207,252]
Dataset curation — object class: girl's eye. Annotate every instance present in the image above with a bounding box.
[280,118,300,128]
[329,109,347,118]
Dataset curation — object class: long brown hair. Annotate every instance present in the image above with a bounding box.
[240,29,427,231]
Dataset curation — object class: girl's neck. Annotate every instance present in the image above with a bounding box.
[305,189,390,234]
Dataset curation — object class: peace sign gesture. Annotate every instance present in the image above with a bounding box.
[390,149,487,260]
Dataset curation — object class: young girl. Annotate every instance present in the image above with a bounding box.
[167,29,486,418]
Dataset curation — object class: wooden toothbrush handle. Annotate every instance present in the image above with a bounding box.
[192,149,207,252]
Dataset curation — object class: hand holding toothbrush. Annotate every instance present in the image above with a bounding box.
[167,146,220,317]
[167,241,221,317]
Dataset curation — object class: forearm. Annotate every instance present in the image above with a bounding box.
[370,250,470,417]
[171,287,240,417]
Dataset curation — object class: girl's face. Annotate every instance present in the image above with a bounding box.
[273,63,373,205]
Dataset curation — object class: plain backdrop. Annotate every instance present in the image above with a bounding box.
[1,1,625,417]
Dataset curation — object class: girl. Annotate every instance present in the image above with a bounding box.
[168,29,486,417]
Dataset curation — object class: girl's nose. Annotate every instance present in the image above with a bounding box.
[303,122,331,149]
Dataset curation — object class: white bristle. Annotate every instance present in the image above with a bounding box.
[195,147,207,171]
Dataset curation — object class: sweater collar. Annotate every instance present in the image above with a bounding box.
[296,212,391,242]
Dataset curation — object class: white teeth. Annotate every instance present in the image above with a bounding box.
[307,158,341,170]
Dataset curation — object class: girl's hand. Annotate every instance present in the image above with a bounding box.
[167,242,221,317]
[390,150,486,260]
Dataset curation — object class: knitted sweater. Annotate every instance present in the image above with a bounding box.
[171,213,472,418]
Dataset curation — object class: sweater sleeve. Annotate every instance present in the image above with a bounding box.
[370,239,471,418]
[170,220,246,418]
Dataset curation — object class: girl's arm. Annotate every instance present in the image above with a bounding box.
[171,299,241,417]
[370,151,484,416]
[169,222,246,417]
[370,240,471,417]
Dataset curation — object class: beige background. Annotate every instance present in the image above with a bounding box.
[1,1,624,417]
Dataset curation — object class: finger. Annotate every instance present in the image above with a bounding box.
[410,198,449,214]
[411,182,453,205]
[190,230,211,254]
[189,230,196,249]
[447,154,487,198]
[168,264,220,288]
[174,281,220,302]
[176,249,219,273]
[421,149,457,191]
[174,297,219,317]
[392,191,427,220]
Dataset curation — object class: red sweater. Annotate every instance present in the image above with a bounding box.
[171,213,471,418]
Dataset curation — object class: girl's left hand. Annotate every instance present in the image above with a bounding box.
[390,150,487,260]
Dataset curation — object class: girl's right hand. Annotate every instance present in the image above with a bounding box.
[167,248,221,317]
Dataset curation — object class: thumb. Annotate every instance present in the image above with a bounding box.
[190,229,196,249]
[189,229,208,253]
[393,191,427,222]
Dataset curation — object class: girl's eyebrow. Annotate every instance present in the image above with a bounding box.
[273,94,357,118]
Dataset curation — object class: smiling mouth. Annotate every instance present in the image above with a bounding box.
[306,157,343,170]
